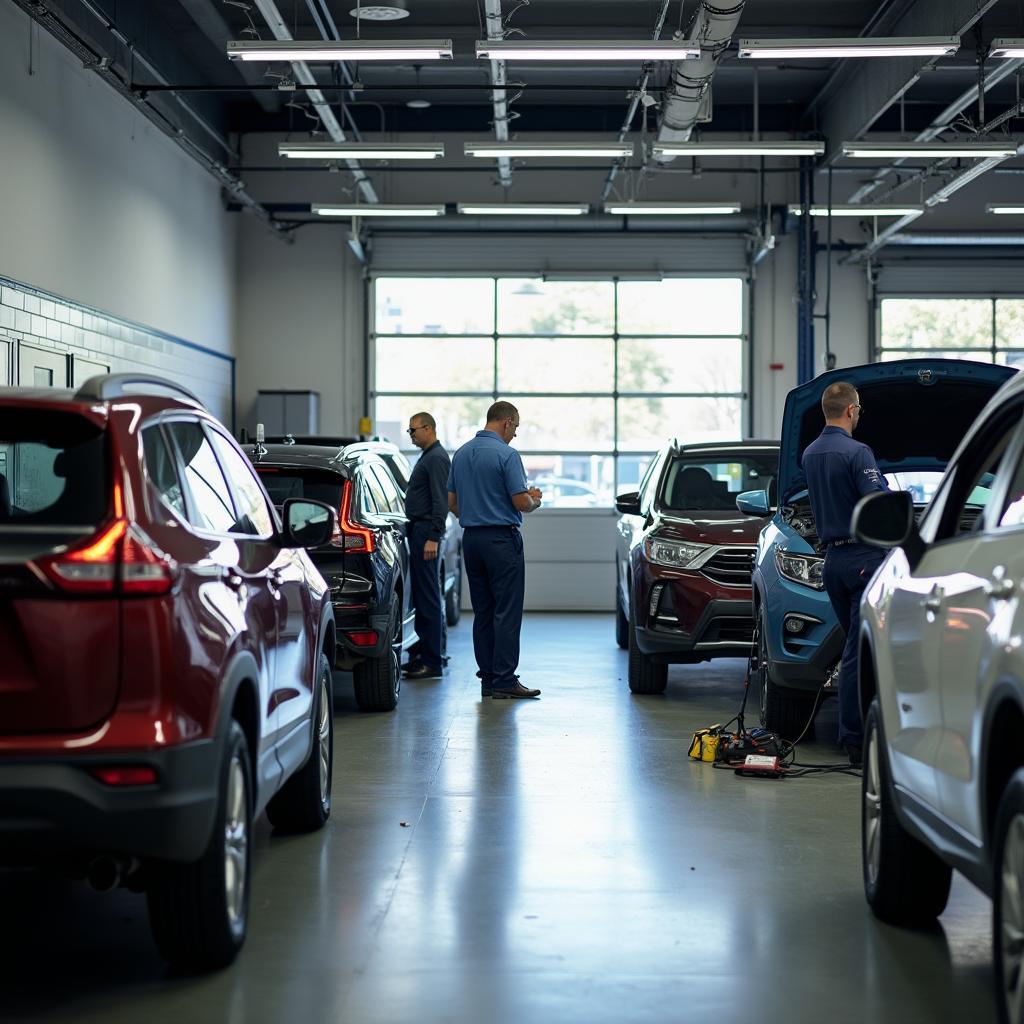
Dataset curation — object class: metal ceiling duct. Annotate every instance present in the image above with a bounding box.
[655,1,746,160]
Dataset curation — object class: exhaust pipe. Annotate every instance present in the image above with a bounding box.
[87,855,131,892]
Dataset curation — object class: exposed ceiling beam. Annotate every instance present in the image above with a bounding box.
[483,0,514,188]
[816,0,1001,167]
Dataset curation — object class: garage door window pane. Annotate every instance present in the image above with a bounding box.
[880,349,990,363]
[997,351,1024,369]
[521,454,614,508]
[497,279,614,334]
[618,338,742,394]
[377,337,493,392]
[375,277,494,335]
[997,300,1024,348]
[618,397,742,450]
[375,396,488,454]
[881,298,992,349]
[498,337,613,393]
[617,279,743,335]
[507,397,615,450]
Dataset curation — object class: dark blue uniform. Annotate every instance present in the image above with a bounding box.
[801,426,888,749]
[405,441,450,674]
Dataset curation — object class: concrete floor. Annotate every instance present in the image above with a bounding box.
[0,614,997,1023]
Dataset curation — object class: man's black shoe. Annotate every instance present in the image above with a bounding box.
[845,743,863,767]
[491,681,541,700]
[405,663,442,680]
[481,686,493,698]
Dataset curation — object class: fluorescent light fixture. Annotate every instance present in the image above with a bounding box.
[280,142,445,160]
[842,140,1018,159]
[463,141,635,159]
[604,202,741,215]
[475,40,700,61]
[653,140,824,157]
[738,36,960,59]
[227,39,453,62]
[312,203,445,217]
[789,204,925,217]
[989,39,1024,58]
[988,205,1024,214]
[457,203,590,216]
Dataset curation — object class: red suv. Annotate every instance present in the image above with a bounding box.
[0,374,337,970]
[615,440,779,693]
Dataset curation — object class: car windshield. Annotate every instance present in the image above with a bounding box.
[884,470,994,506]
[254,466,343,510]
[661,453,778,512]
[0,410,109,527]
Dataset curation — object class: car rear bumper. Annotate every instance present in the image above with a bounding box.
[0,739,219,864]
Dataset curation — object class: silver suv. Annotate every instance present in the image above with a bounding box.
[852,368,1024,1024]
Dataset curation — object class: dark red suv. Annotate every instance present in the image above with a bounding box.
[615,440,779,694]
[0,374,337,970]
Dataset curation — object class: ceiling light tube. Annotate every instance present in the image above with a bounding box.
[281,142,446,160]
[312,204,446,217]
[457,203,590,216]
[989,39,1024,58]
[227,40,454,62]
[738,36,960,59]
[789,204,925,217]
[842,141,1018,159]
[653,141,824,157]
[474,40,700,61]
[463,142,635,159]
[604,202,741,215]
[987,205,1024,214]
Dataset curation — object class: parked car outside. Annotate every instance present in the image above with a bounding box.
[531,475,603,508]
[250,439,418,710]
[615,440,780,693]
[851,367,1024,1024]
[0,374,337,970]
[744,358,1014,739]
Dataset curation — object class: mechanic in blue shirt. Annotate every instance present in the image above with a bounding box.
[447,401,543,700]
[402,411,451,681]
[801,380,888,765]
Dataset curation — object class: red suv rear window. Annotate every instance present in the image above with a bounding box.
[0,410,109,527]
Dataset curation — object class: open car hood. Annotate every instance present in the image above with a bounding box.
[779,358,1015,501]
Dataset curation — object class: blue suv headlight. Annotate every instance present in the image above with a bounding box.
[643,536,708,569]
[774,548,825,590]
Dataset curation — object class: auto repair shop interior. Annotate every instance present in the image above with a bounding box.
[3,1,1024,1022]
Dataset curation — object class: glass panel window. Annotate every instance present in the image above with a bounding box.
[498,337,613,393]
[880,349,991,363]
[880,298,992,350]
[142,426,187,522]
[497,279,614,334]
[618,338,742,394]
[166,421,236,534]
[997,300,1024,348]
[376,337,493,393]
[374,277,494,335]
[208,429,275,537]
[507,397,615,451]
[369,464,404,513]
[617,454,658,496]
[997,351,1024,369]
[618,397,742,451]
[521,455,614,509]
[375,396,487,456]
[617,279,743,335]
[661,453,778,512]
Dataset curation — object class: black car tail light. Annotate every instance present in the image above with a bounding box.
[335,479,376,553]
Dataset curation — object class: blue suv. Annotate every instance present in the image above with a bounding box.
[741,358,1014,739]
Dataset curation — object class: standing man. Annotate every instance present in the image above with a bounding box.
[403,412,451,681]
[447,401,543,700]
[801,381,888,766]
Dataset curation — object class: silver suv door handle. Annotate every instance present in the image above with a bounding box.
[986,577,1016,600]
[922,586,943,613]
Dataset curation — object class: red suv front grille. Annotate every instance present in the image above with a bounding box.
[700,546,757,587]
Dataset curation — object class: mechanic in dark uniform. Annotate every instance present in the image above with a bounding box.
[447,401,543,700]
[801,381,888,765]
[403,412,451,680]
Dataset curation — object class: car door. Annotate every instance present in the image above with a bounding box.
[369,462,415,640]
[617,452,663,616]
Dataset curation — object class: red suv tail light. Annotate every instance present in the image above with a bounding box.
[35,520,177,596]
[334,479,376,553]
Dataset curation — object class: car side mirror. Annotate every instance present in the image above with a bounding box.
[736,489,771,517]
[281,498,336,549]
[852,490,915,549]
[615,491,641,515]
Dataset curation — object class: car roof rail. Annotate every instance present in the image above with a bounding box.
[74,373,205,408]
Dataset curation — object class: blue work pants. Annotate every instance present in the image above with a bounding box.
[409,521,445,673]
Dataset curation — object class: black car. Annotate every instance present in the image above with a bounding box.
[249,440,416,711]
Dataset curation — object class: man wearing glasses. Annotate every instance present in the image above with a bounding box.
[801,381,888,765]
[403,412,451,681]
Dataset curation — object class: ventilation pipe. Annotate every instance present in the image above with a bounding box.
[655,1,746,160]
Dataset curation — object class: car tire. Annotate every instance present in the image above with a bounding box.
[353,599,401,712]
[756,608,816,740]
[266,653,333,832]
[445,554,462,627]
[627,606,667,694]
[615,584,629,650]
[862,700,951,927]
[146,719,252,970]
[993,770,1024,1024]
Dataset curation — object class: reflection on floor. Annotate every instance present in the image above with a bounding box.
[0,614,996,1023]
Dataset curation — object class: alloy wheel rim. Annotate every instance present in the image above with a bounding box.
[224,755,248,931]
[1002,814,1024,1022]
[391,613,402,698]
[864,726,882,887]
[318,675,331,807]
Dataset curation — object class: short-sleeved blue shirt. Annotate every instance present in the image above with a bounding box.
[801,425,889,544]
[447,430,529,527]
